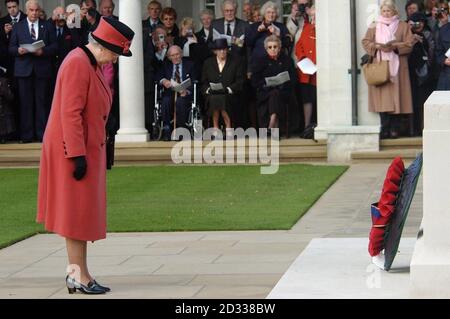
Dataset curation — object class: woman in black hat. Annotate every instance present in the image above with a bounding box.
[201,38,244,138]
[37,17,134,295]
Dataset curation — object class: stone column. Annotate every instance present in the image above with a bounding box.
[410,91,450,298]
[314,0,380,162]
[116,0,149,142]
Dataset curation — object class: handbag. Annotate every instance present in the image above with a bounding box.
[415,46,431,86]
[362,50,390,86]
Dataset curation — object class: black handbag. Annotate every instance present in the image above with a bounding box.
[105,115,116,170]
[106,134,115,170]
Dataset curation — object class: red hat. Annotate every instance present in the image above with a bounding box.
[92,17,135,57]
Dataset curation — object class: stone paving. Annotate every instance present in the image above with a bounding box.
[0,163,422,298]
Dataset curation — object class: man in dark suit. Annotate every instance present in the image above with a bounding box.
[211,0,249,60]
[142,0,162,39]
[0,0,26,78]
[49,6,79,71]
[196,9,215,64]
[0,1,26,141]
[8,0,57,143]
[157,45,197,141]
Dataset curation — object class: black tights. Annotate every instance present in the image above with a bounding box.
[380,113,400,135]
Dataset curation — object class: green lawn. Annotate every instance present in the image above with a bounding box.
[0,164,347,249]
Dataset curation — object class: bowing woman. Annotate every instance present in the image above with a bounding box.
[201,38,244,139]
[36,17,134,295]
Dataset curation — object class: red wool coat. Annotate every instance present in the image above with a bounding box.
[36,47,112,241]
[295,22,316,86]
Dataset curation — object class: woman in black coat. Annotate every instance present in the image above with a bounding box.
[202,38,244,137]
[251,35,296,132]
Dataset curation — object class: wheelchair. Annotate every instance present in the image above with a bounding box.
[151,82,164,141]
[151,80,202,141]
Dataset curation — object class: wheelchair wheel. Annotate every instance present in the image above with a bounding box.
[151,123,163,141]
[189,109,202,138]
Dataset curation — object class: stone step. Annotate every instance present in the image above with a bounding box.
[380,137,423,150]
[351,148,423,162]
[0,141,327,167]
[0,138,326,150]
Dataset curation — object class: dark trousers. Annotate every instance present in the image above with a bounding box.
[162,94,190,128]
[17,74,51,141]
[380,113,400,134]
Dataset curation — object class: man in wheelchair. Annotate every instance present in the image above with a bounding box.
[157,45,198,141]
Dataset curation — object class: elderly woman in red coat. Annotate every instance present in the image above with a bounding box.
[36,17,134,295]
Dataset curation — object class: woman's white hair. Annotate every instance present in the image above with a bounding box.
[260,1,279,17]
[380,0,399,16]
[264,34,281,50]
[88,33,103,48]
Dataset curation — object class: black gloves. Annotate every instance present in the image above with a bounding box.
[72,156,87,181]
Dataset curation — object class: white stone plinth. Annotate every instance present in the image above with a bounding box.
[117,0,149,142]
[410,91,450,297]
[326,125,380,162]
[268,238,415,299]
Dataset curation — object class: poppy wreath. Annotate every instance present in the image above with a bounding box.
[368,157,405,257]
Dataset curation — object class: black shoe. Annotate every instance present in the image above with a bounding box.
[93,280,111,292]
[380,131,390,140]
[390,130,399,139]
[66,275,107,295]
[162,131,170,141]
[18,139,33,144]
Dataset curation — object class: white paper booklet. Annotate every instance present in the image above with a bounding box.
[446,48,450,58]
[20,40,45,53]
[212,28,244,46]
[210,82,224,91]
[297,58,317,75]
[265,71,290,87]
[171,78,192,93]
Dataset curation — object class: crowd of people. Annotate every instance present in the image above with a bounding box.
[0,0,317,143]
[2,0,449,143]
[363,0,450,139]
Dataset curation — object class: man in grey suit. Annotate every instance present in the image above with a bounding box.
[211,0,249,129]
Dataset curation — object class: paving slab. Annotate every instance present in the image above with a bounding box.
[268,238,415,299]
[0,163,423,298]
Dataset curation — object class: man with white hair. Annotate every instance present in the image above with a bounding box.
[8,0,58,143]
[212,0,249,60]
[157,45,198,141]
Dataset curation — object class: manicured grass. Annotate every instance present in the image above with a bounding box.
[0,164,347,248]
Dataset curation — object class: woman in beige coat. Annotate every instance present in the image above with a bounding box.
[362,0,414,139]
